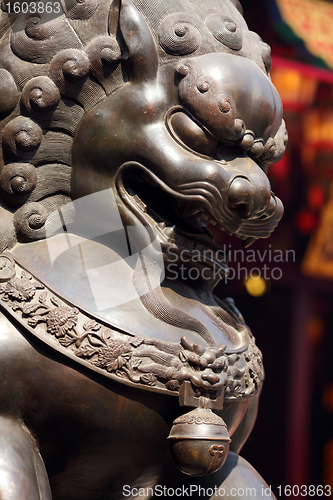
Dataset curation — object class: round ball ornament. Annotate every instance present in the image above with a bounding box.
[168,405,231,476]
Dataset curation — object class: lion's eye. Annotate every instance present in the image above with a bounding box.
[169,111,218,157]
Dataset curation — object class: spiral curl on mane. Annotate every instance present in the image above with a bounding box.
[61,0,98,20]
[48,48,105,108]
[86,35,121,93]
[14,194,71,241]
[10,14,83,64]
[158,13,202,56]
[0,163,37,206]
[14,201,48,241]
[48,49,90,93]
[2,117,43,160]
[21,76,61,113]
[206,14,243,51]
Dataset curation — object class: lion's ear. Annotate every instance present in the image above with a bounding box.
[118,0,158,83]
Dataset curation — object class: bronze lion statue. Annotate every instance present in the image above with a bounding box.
[0,0,287,497]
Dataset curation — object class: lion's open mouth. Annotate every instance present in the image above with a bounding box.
[116,163,230,276]
[116,159,283,280]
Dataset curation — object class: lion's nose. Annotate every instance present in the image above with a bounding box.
[227,176,270,219]
[201,370,220,385]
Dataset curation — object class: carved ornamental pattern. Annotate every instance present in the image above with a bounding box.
[0,253,264,400]
[173,411,227,426]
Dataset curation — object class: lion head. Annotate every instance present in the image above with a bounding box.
[0,0,287,349]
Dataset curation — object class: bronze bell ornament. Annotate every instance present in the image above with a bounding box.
[168,397,231,477]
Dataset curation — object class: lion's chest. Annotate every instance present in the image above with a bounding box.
[0,313,250,499]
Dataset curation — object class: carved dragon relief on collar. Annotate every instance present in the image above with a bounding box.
[0,254,263,400]
[0,0,286,487]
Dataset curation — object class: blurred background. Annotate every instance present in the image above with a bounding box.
[214,0,333,497]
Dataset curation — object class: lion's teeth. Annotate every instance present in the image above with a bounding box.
[132,195,147,212]
[157,222,166,230]
[163,226,176,240]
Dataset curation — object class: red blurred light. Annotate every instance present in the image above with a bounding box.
[270,153,290,182]
[308,185,326,210]
[295,209,318,234]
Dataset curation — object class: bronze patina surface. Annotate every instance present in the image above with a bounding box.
[0,0,286,498]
